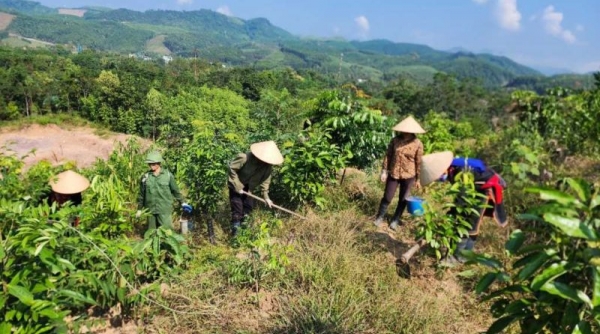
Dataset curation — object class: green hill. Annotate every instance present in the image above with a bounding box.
[0,0,564,87]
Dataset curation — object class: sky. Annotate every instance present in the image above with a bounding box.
[36,0,600,74]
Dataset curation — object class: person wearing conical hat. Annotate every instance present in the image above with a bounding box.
[48,170,90,208]
[137,151,191,231]
[47,170,90,227]
[374,116,425,231]
[228,140,284,237]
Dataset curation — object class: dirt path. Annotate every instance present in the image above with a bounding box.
[0,124,148,169]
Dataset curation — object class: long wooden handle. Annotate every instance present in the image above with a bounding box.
[242,191,307,220]
[400,239,426,264]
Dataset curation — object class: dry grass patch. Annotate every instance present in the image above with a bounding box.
[148,204,492,333]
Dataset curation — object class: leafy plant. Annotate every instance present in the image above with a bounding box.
[415,172,485,259]
[279,131,351,209]
[223,217,291,295]
[469,178,600,334]
[308,90,389,169]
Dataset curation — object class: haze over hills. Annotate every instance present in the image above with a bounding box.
[0,0,594,89]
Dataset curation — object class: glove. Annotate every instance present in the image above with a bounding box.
[238,188,245,195]
[182,203,193,213]
[380,171,388,183]
[265,198,273,208]
[135,210,142,218]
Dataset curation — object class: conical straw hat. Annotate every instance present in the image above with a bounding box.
[49,170,90,195]
[392,116,426,134]
[420,151,454,186]
[250,141,284,165]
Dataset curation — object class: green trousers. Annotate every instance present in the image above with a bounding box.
[148,213,174,230]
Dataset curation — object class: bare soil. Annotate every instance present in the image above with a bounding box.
[0,124,147,169]
[58,8,87,17]
[0,12,15,30]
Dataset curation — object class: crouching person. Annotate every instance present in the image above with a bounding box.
[48,170,90,227]
[228,141,283,237]
[442,157,508,265]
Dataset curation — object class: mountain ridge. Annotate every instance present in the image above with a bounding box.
[1,0,593,88]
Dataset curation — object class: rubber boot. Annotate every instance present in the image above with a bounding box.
[231,221,241,237]
[454,236,476,263]
[389,203,406,231]
[374,202,388,227]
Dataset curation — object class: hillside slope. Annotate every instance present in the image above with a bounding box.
[0,0,550,87]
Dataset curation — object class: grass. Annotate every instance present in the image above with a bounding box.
[0,114,92,130]
[145,34,172,55]
[147,171,494,333]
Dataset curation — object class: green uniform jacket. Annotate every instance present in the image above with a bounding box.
[228,152,273,200]
[138,169,184,215]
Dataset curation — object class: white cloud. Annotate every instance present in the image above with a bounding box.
[177,0,193,4]
[495,0,521,31]
[576,24,584,32]
[354,15,370,37]
[542,6,576,44]
[216,5,233,16]
[472,0,488,4]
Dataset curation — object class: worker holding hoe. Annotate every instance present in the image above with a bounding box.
[137,151,192,231]
[227,140,284,237]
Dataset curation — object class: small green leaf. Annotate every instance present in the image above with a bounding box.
[460,250,502,269]
[56,290,97,305]
[566,178,590,202]
[505,229,525,255]
[486,315,517,334]
[0,322,11,334]
[543,213,597,240]
[573,321,593,334]
[592,267,600,307]
[517,251,551,281]
[7,284,34,306]
[540,281,592,308]
[530,261,568,290]
[476,272,497,294]
[531,188,578,205]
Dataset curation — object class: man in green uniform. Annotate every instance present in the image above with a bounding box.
[136,151,191,230]
[228,141,284,236]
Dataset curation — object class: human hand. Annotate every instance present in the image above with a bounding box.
[238,188,245,195]
[265,198,273,208]
[415,181,422,190]
[380,171,387,183]
[135,210,142,218]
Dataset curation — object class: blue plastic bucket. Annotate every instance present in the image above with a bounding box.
[407,196,425,216]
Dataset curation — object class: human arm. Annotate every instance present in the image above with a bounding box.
[137,174,145,210]
[381,140,394,182]
[260,173,273,204]
[169,172,184,204]
[228,153,247,193]
[414,141,424,189]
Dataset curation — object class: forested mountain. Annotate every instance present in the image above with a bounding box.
[0,0,592,88]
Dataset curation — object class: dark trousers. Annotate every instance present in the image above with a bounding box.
[228,184,254,223]
[378,176,415,220]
